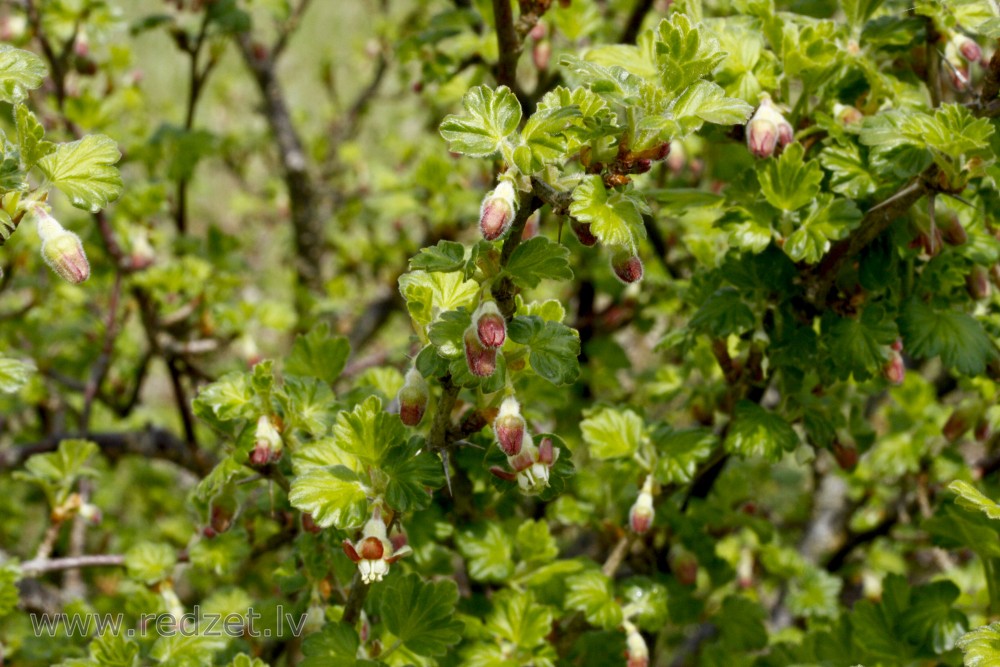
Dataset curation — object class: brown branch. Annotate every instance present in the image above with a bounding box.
[1,427,214,475]
[982,44,1000,103]
[20,553,125,576]
[492,0,526,102]
[620,0,655,44]
[237,35,324,297]
[925,19,942,108]
[272,0,315,57]
[341,571,370,627]
[81,273,122,432]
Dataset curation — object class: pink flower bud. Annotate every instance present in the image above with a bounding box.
[940,214,968,246]
[494,397,526,456]
[302,513,322,534]
[629,476,655,534]
[883,350,905,385]
[33,206,90,285]
[831,440,858,471]
[397,368,429,426]
[250,415,283,465]
[746,117,777,158]
[624,621,649,667]
[611,249,643,284]
[968,266,990,300]
[474,301,506,348]
[955,35,983,63]
[571,220,598,246]
[943,406,977,442]
[464,327,497,377]
[533,40,551,70]
[479,180,517,241]
[833,103,863,125]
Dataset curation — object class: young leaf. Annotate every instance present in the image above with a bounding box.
[285,323,351,386]
[0,356,34,393]
[382,438,445,512]
[724,400,798,462]
[439,85,522,157]
[784,196,861,264]
[37,135,124,212]
[192,372,256,423]
[504,236,573,288]
[690,287,756,337]
[457,523,514,582]
[124,542,177,585]
[580,406,644,459]
[287,465,368,529]
[0,45,46,104]
[654,15,727,96]
[950,480,1000,520]
[669,80,753,129]
[379,573,464,657]
[331,395,404,467]
[507,315,581,385]
[409,240,467,272]
[757,143,823,212]
[652,426,716,484]
[486,589,555,651]
[959,623,1000,667]
[301,624,361,667]
[569,175,647,248]
[823,307,897,381]
[398,270,480,328]
[565,570,623,630]
[16,105,54,170]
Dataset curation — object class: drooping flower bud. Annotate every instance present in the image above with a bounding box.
[940,213,968,246]
[943,405,978,442]
[967,266,991,300]
[34,207,90,284]
[479,180,518,241]
[342,508,412,584]
[746,95,793,158]
[474,301,506,349]
[397,368,429,426]
[571,220,599,246]
[670,548,699,586]
[628,476,656,534]
[302,513,322,534]
[79,503,102,525]
[250,415,283,465]
[494,396,527,457]
[883,349,905,385]
[833,103,863,125]
[624,621,649,667]
[954,34,983,63]
[464,326,497,377]
[533,39,551,70]
[611,249,643,284]
[831,440,859,471]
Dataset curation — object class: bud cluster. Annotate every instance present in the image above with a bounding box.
[490,426,560,495]
[342,508,413,584]
[33,206,90,284]
[746,95,794,159]
[464,300,508,377]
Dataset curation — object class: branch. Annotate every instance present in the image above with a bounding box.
[20,554,125,577]
[272,0,315,57]
[0,427,215,475]
[341,571,370,627]
[620,0,655,45]
[492,0,526,102]
[80,273,122,432]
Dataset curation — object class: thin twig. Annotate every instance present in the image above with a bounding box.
[20,554,125,576]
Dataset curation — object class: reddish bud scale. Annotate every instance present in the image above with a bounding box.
[611,250,643,283]
[464,327,497,377]
[571,220,599,246]
[975,419,991,443]
[477,312,506,348]
[249,444,273,466]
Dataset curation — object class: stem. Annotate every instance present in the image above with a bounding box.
[602,534,634,578]
[986,557,1000,616]
[490,193,543,320]
[21,553,125,576]
[341,571,370,627]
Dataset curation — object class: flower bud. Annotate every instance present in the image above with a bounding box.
[533,40,551,70]
[611,249,643,284]
[34,208,90,284]
[302,513,322,534]
[464,326,497,377]
[628,476,655,534]
[940,214,968,246]
[967,266,990,300]
[943,405,977,442]
[833,103,863,125]
[747,95,793,158]
[79,503,102,525]
[474,301,506,349]
[624,621,649,667]
[479,180,517,241]
[397,368,429,426]
[494,396,526,457]
[831,440,858,471]
[954,34,983,63]
[670,548,699,586]
[571,220,598,246]
[250,415,283,465]
[883,350,905,385]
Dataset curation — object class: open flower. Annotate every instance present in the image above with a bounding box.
[342,509,412,584]
[490,435,560,494]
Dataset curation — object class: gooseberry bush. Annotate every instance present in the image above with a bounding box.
[2,0,1000,665]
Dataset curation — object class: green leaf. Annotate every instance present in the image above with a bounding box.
[382,438,445,512]
[410,240,467,272]
[784,196,861,263]
[569,175,647,248]
[521,105,581,165]
[951,480,1000,520]
[193,372,256,423]
[652,426,716,484]
[125,542,177,585]
[690,287,756,337]
[17,439,99,506]
[654,15,727,96]
[820,143,876,199]
[149,633,227,667]
[507,315,580,385]
[926,503,1000,559]
[757,143,823,212]
[288,465,368,529]
[724,400,798,462]
[428,308,473,358]
[670,80,753,129]
[842,0,887,27]
[0,356,34,393]
[285,323,350,386]
[787,569,842,619]
[457,523,514,582]
[0,564,20,618]
[959,623,1000,667]
[823,307,897,381]
[16,105,54,170]
[504,236,573,288]
[715,596,768,651]
[0,45,46,104]
[899,581,967,653]
[0,131,24,191]
[398,270,480,328]
[580,406,644,460]
[331,395,405,467]
[899,300,996,376]
[565,570,623,630]
[380,573,464,657]
[439,85,522,157]
[37,135,124,212]
[89,632,140,667]
[301,624,361,667]
[279,376,336,436]
[486,589,554,650]
[515,519,559,563]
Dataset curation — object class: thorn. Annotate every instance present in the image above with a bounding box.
[440,449,453,497]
